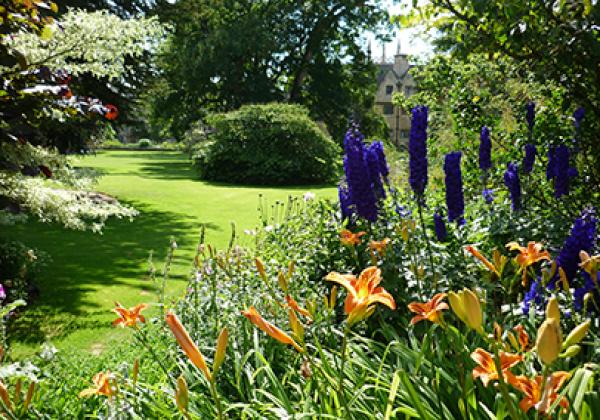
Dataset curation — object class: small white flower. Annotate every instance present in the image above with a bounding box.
[244,229,257,236]
[40,342,58,361]
[264,225,274,232]
[303,192,316,201]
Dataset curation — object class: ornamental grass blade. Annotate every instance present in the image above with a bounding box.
[384,371,401,420]
[566,368,594,420]
[398,370,434,420]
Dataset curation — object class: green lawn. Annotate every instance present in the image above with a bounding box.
[3,151,335,358]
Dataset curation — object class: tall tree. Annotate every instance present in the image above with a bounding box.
[149,0,390,141]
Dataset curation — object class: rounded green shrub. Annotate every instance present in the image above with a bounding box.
[195,104,341,185]
[138,138,153,148]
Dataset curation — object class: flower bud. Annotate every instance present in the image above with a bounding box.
[329,286,337,310]
[560,345,581,358]
[255,257,266,278]
[507,332,520,352]
[448,288,483,333]
[545,296,560,321]
[23,382,35,410]
[213,327,229,376]
[132,359,139,384]
[175,375,189,414]
[564,320,590,348]
[277,270,288,293]
[0,381,11,411]
[536,318,562,365]
[288,309,304,343]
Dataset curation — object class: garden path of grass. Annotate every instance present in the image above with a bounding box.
[3,151,335,358]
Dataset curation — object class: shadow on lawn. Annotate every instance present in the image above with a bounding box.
[6,203,218,346]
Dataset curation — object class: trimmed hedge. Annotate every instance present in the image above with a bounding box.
[192,104,341,185]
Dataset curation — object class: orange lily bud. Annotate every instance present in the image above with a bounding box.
[0,381,11,411]
[132,359,139,384]
[255,257,267,278]
[564,320,590,348]
[493,322,503,342]
[536,318,562,365]
[329,286,338,310]
[175,375,189,414]
[507,332,519,352]
[287,260,295,278]
[466,246,499,276]
[288,309,304,343]
[558,268,569,291]
[23,382,34,410]
[165,312,212,381]
[241,306,303,352]
[546,297,560,321]
[213,327,228,376]
[14,379,21,405]
[277,270,288,293]
[285,295,311,319]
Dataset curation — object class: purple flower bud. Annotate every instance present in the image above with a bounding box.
[444,151,465,224]
[479,126,492,171]
[338,183,353,221]
[546,147,557,181]
[408,106,429,197]
[0,284,5,300]
[522,144,536,174]
[366,144,386,200]
[369,140,389,180]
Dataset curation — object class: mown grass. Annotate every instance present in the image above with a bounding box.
[3,151,336,358]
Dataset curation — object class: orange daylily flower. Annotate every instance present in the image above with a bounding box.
[340,229,366,246]
[79,371,116,398]
[465,246,500,276]
[241,306,303,352]
[471,348,523,387]
[509,372,570,415]
[368,238,391,255]
[285,295,312,319]
[166,312,212,381]
[513,325,530,352]
[112,302,147,328]
[325,266,396,326]
[407,293,448,325]
[506,241,551,286]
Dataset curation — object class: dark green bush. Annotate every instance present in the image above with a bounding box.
[138,138,153,148]
[193,103,341,185]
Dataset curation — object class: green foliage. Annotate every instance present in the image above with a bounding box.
[0,241,49,302]
[137,139,153,149]
[192,104,341,185]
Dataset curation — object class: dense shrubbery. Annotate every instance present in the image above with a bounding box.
[190,104,341,185]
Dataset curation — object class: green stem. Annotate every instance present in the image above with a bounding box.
[136,329,173,386]
[338,326,350,416]
[492,344,519,420]
[210,379,224,420]
[417,201,436,289]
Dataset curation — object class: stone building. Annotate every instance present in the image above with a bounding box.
[373,41,416,147]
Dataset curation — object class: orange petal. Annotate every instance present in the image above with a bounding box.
[166,312,212,381]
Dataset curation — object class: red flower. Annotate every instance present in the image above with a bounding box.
[105,104,119,121]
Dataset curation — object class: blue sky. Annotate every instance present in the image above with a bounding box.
[364,0,435,60]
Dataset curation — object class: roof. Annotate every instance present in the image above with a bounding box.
[375,62,414,86]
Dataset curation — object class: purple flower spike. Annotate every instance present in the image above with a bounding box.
[408,106,429,197]
[444,151,465,224]
[434,211,447,242]
[504,162,522,211]
[554,145,570,198]
[573,107,585,130]
[479,126,492,171]
[526,101,535,131]
[522,144,536,174]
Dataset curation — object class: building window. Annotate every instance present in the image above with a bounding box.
[383,104,394,115]
[404,86,413,96]
[400,130,409,138]
[385,85,393,95]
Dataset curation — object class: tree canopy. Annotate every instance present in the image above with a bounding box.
[148,0,391,141]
